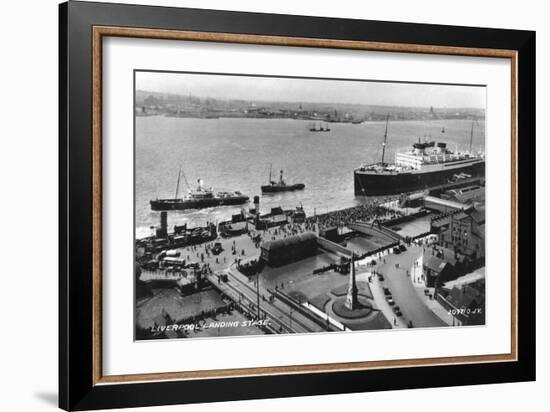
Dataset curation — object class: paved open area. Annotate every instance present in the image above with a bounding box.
[260,251,340,290]
[208,269,339,334]
[372,245,448,328]
[136,287,226,330]
[137,211,455,338]
[389,214,433,238]
[345,235,391,255]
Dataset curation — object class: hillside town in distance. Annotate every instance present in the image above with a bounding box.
[135,90,485,122]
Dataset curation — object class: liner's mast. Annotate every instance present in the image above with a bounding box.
[381,113,389,164]
[469,120,475,154]
[174,167,181,199]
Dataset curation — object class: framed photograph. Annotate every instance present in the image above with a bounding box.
[59,1,536,410]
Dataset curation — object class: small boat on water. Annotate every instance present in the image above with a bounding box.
[150,169,249,211]
[291,203,306,223]
[261,165,305,193]
[309,122,331,132]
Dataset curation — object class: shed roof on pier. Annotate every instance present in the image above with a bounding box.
[261,232,317,251]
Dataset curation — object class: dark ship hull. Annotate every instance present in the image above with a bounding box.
[150,195,249,211]
[354,161,485,196]
[261,183,305,193]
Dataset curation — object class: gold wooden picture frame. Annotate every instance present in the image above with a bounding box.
[59,2,534,410]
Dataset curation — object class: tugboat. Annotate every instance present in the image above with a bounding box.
[354,116,485,196]
[290,203,306,223]
[261,165,305,193]
[150,169,249,211]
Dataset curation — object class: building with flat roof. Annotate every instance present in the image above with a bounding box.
[260,232,318,267]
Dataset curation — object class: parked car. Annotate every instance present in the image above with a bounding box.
[386,296,395,306]
[383,287,391,296]
[393,306,402,316]
[378,274,385,281]
[212,242,224,255]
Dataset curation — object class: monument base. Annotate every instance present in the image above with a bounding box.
[332,296,373,319]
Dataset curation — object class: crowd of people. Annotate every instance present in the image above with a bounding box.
[305,200,403,231]
[262,222,312,242]
[140,200,412,283]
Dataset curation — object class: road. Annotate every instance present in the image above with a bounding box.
[376,246,447,328]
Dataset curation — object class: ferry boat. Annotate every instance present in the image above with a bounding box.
[354,117,485,196]
[150,170,249,211]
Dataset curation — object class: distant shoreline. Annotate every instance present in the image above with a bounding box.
[136,113,483,122]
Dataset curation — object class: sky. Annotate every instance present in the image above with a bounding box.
[136,71,486,109]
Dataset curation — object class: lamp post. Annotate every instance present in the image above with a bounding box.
[256,273,261,320]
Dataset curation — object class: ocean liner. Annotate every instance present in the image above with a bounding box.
[354,117,485,196]
[150,169,249,211]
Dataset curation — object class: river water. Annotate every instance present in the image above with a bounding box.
[135,117,484,238]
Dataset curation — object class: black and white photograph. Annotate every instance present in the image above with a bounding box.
[134,71,487,340]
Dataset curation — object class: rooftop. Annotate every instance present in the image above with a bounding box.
[469,206,486,224]
[424,256,449,273]
[424,246,460,266]
[446,283,485,310]
[444,268,485,289]
[261,232,317,251]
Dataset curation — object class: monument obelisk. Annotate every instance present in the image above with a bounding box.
[345,254,358,310]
